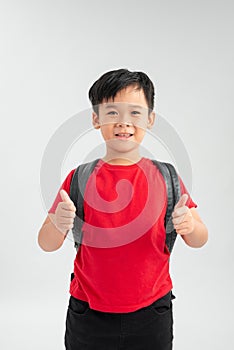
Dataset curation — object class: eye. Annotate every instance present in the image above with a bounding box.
[131,111,141,116]
[107,111,118,116]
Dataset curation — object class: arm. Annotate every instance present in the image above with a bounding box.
[172,194,208,248]
[180,208,208,248]
[37,190,76,252]
[38,214,67,252]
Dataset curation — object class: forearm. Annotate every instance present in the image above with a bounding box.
[181,219,208,248]
[38,215,67,252]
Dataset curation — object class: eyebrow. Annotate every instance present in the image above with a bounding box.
[129,105,144,109]
[103,104,144,109]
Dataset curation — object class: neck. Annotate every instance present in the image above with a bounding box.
[102,148,142,165]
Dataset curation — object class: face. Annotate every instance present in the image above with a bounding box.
[92,85,155,160]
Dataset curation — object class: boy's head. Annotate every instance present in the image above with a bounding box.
[89,68,156,164]
[88,68,155,115]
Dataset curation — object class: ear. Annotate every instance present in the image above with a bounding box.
[147,111,156,129]
[92,112,100,129]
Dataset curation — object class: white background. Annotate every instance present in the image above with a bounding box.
[0,0,233,349]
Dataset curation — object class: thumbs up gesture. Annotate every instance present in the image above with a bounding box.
[53,190,76,235]
[172,194,195,236]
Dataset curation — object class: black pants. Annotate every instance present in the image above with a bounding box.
[65,274,176,350]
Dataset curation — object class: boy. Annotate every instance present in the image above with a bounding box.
[38,69,208,350]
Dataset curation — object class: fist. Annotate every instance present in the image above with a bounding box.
[172,194,195,236]
[53,190,76,235]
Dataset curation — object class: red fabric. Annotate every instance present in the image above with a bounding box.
[49,157,196,313]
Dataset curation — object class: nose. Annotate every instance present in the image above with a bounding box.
[115,112,133,127]
[115,121,133,127]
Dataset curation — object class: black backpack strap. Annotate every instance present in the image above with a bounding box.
[70,159,100,250]
[151,160,181,253]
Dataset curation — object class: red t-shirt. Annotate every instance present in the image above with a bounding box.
[49,157,196,313]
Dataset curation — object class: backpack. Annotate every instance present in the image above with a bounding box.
[70,158,181,254]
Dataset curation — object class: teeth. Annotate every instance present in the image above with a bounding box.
[116,133,132,137]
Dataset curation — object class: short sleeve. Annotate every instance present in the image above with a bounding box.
[179,176,197,209]
[48,169,76,214]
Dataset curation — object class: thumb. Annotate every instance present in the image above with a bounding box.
[174,193,188,209]
[60,189,73,203]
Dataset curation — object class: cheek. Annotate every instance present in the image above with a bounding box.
[100,125,113,140]
[134,129,146,142]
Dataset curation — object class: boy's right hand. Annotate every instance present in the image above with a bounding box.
[53,189,76,235]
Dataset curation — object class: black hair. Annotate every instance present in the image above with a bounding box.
[88,68,155,115]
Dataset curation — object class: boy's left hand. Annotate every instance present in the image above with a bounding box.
[172,194,195,236]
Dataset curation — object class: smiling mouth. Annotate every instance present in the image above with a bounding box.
[115,133,133,138]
